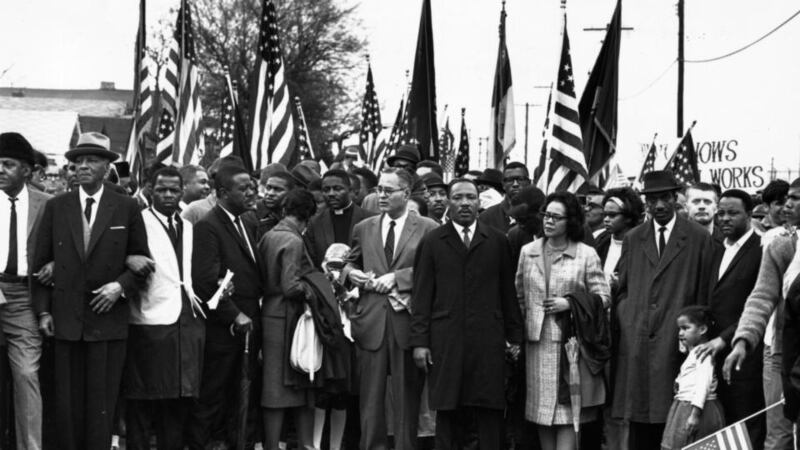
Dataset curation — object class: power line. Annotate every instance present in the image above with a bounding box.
[619,59,677,101]
[684,8,800,63]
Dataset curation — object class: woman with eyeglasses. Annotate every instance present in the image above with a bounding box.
[515,192,611,450]
[594,187,645,290]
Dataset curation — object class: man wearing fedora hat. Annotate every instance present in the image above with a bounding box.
[0,132,51,450]
[610,170,715,450]
[386,143,421,172]
[32,131,151,450]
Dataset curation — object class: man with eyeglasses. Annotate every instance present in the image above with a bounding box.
[578,184,606,238]
[724,177,800,450]
[611,170,714,450]
[343,167,438,450]
[478,162,530,233]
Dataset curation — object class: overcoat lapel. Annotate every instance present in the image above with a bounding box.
[442,222,468,256]
[65,192,86,259]
[86,191,118,257]
[717,232,759,285]
[468,223,487,253]
[639,221,660,268]
[654,220,687,279]
[392,214,419,267]
[369,215,389,272]
[322,212,335,249]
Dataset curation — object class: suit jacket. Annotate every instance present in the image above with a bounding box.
[305,204,375,268]
[708,232,763,379]
[410,222,523,410]
[23,186,51,315]
[192,205,262,343]
[611,216,714,423]
[32,188,149,341]
[478,198,511,233]
[343,211,438,351]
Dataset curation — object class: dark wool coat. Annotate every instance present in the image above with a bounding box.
[409,222,523,410]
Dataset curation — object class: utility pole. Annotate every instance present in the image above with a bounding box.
[677,0,685,137]
[524,102,530,167]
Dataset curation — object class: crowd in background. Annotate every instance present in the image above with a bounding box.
[1,131,800,450]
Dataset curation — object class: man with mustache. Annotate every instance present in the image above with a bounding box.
[611,170,714,450]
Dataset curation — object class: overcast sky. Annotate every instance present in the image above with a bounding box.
[2,0,799,188]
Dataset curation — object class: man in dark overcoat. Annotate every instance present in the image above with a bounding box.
[410,178,523,450]
[610,170,714,450]
[33,132,151,450]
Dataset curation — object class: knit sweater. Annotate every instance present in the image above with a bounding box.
[732,232,797,354]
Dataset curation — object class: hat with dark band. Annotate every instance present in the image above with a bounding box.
[640,170,682,194]
[65,132,119,162]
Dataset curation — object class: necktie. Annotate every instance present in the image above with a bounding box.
[384,220,395,264]
[235,217,255,261]
[167,214,178,245]
[658,226,667,257]
[5,197,18,275]
[462,226,471,249]
[84,197,95,224]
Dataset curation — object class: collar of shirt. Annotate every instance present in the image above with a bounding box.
[333,202,353,215]
[0,186,30,274]
[451,220,476,242]
[382,208,409,246]
[2,184,29,205]
[150,207,180,227]
[79,184,104,225]
[653,213,677,242]
[724,227,754,250]
[218,204,239,225]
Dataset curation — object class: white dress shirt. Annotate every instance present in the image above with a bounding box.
[653,214,677,254]
[675,350,717,408]
[451,220,476,247]
[381,209,409,254]
[79,184,105,228]
[0,187,29,274]
[718,228,754,280]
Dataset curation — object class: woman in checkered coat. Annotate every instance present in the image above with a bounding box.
[515,191,610,450]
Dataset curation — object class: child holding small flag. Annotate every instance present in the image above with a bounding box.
[661,306,726,449]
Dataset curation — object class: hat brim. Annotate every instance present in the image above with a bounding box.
[477,181,504,192]
[640,185,681,194]
[386,155,417,166]
[65,147,120,162]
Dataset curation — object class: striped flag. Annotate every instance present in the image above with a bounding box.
[533,83,553,186]
[682,421,752,450]
[543,17,589,194]
[249,0,296,170]
[637,137,658,185]
[126,0,154,185]
[380,97,406,166]
[665,126,700,186]
[454,108,469,177]
[603,161,629,189]
[155,108,175,162]
[218,73,253,171]
[294,96,315,162]
[439,115,455,173]
[359,61,382,166]
[489,1,515,169]
[172,0,204,166]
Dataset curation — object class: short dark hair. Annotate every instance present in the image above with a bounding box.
[503,161,529,177]
[178,165,205,183]
[416,160,444,177]
[209,155,245,179]
[352,167,378,190]
[153,166,183,187]
[762,179,789,204]
[677,305,716,334]
[144,162,167,185]
[308,178,323,192]
[348,173,361,191]
[266,171,296,189]
[447,178,477,196]
[215,164,249,192]
[720,189,754,213]
[792,178,800,189]
[380,167,413,189]
[282,189,317,221]
[544,191,585,242]
[603,187,644,228]
[322,169,351,187]
[686,182,719,201]
[409,196,429,216]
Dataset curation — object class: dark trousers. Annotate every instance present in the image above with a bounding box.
[435,407,503,450]
[628,421,665,450]
[186,329,259,450]
[54,339,127,450]
[126,398,191,450]
[718,376,765,450]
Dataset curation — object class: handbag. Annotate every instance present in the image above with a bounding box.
[290,304,323,381]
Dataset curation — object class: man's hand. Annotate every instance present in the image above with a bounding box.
[125,255,155,277]
[348,269,370,287]
[723,340,747,384]
[373,273,397,294]
[39,313,54,337]
[34,261,54,286]
[90,282,124,314]
[221,279,235,298]
[506,343,521,361]
[694,337,726,362]
[413,347,433,372]
[232,312,253,334]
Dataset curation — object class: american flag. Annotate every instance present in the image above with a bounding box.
[172,0,204,166]
[126,0,154,185]
[543,17,589,194]
[378,97,407,170]
[533,83,553,186]
[454,108,469,177]
[294,96,315,162]
[360,62,382,166]
[439,115,455,173]
[637,138,658,185]
[683,421,752,450]
[218,77,236,158]
[249,0,296,171]
[155,108,175,163]
[666,127,699,186]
